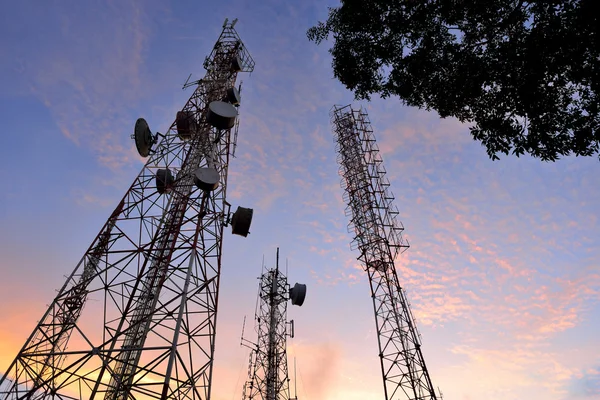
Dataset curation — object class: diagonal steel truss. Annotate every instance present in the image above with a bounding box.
[0,19,254,400]
[241,249,292,400]
[331,105,438,400]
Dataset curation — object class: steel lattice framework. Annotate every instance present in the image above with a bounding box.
[331,105,438,400]
[241,249,298,400]
[0,19,254,400]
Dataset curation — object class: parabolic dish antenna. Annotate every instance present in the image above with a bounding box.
[176,111,197,140]
[194,167,220,192]
[134,118,154,157]
[290,283,307,307]
[231,206,253,237]
[225,87,241,106]
[207,101,238,130]
[231,54,242,72]
[156,168,175,194]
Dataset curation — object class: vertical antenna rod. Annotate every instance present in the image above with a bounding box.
[267,248,280,399]
[331,104,438,400]
[292,357,298,400]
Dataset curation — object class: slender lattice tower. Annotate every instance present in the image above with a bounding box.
[0,18,255,400]
[331,105,438,400]
[241,249,306,400]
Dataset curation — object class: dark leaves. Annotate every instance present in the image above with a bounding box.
[308,0,600,161]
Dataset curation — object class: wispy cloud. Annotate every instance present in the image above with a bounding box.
[565,366,600,399]
[2,2,598,400]
[287,341,343,399]
[17,1,156,171]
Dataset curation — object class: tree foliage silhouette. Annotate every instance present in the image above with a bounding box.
[308,0,599,161]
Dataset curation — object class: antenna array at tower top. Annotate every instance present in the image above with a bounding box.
[331,105,409,258]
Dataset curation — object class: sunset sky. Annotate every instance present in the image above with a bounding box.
[0,1,599,399]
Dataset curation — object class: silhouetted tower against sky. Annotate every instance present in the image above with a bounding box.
[0,19,255,400]
[241,249,306,400]
[331,105,438,400]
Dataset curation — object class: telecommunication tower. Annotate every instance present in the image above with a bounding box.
[241,248,307,400]
[0,18,255,400]
[331,105,438,400]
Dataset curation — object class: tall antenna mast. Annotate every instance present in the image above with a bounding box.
[241,248,307,400]
[0,19,255,400]
[331,105,438,400]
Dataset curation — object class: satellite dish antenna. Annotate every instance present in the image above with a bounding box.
[231,54,242,72]
[156,168,175,194]
[231,206,253,237]
[176,111,197,140]
[289,283,307,307]
[194,167,220,191]
[224,87,241,106]
[133,118,155,157]
[207,101,238,130]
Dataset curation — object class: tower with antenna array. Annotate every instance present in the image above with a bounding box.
[331,105,438,400]
[241,249,307,400]
[0,18,254,400]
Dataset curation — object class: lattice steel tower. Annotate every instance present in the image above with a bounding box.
[331,105,438,400]
[0,18,255,400]
[241,248,306,400]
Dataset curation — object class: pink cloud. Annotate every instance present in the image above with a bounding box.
[286,341,344,399]
[23,1,155,172]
